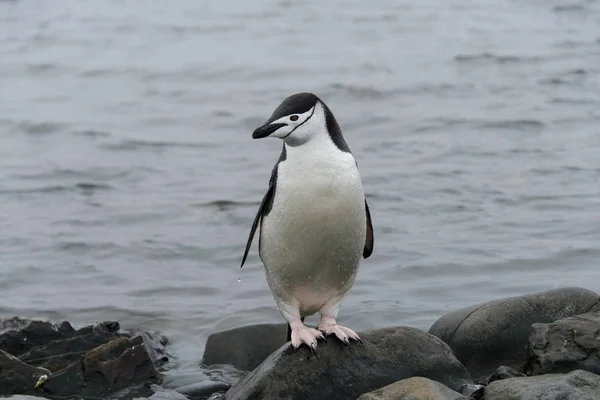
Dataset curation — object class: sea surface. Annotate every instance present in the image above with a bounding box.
[1,0,600,387]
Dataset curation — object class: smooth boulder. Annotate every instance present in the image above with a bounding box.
[202,323,287,371]
[428,287,600,380]
[224,326,473,400]
[357,377,468,400]
[526,311,600,375]
[484,369,600,400]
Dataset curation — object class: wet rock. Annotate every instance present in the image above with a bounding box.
[357,377,468,400]
[41,334,162,398]
[0,348,50,395]
[176,380,231,399]
[487,366,526,383]
[525,311,600,376]
[131,385,188,400]
[459,383,485,399]
[224,326,473,400]
[0,317,80,356]
[19,321,124,372]
[484,369,600,400]
[428,287,600,380]
[0,317,169,399]
[202,323,287,371]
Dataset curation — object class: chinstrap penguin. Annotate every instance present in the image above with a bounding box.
[241,92,374,353]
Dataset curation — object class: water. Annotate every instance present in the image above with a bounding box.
[1,0,600,387]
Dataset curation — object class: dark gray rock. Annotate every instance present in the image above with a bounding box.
[224,326,473,400]
[202,323,287,371]
[525,311,600,376]
[0,348,50,395]
[0,317,80,356]
[357,377,468,400]
[487,366,526,384]
[459,383,485,399]
[40,334,162,398]
[176,380,231,399]
[428,287,600,380]
[0,317,169,399]
[484,369,600,400]
[19,320,124,372]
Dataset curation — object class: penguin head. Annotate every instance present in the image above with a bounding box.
[252,92,335,147]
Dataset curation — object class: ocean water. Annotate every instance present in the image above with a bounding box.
[1,0,600,387]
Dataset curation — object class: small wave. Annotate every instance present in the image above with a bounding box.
[550,97,597,105]
[553,3,587,12]
[480,119,545,131]
[72,129,111,138]
[0,182,111,195]
[454,52,542,64]
[16,121,65,135]
[27,63,61,74]
[102,139,210,151]
[328,83,392,100]
[539,68,588,86]
[194,200,260,211]
[412,117,476,133]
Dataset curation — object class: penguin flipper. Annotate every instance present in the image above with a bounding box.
[363,198,374,258]
[240,183,274,268]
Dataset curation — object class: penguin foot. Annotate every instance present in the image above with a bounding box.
[291,325,326,353]
[318,323,361,345]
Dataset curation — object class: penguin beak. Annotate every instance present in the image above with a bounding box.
[252,123,286,139]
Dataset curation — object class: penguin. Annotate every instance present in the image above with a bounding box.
[241,92,374,353]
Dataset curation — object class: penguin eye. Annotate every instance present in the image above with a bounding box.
[289,115,299,121]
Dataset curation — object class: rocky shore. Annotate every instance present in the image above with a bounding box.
[4,286,600,399]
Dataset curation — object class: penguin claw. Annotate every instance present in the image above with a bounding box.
[318,324,361,345]
[290,324,324,353]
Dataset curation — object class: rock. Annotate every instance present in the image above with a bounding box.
[144,385,190,400]
[0,317,169,399]
[484,369,600,400]
[487,366,526,383]
[0,349,50,395]
[525,311,600,376]
[428,287,600,380]
[459,383,485,399]
[176,380,231,399]
[41,335,162,398]
[357,377,468,400]
[224,326,473,400]
[19,321,124,372]
[202,323,287,371]
[0,317,82,356]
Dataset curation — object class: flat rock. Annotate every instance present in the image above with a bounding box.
[202,323,287,371]
[525,311,600,376]
[357,377,468,400]
[428,287,600,380]
[224,326,473,400]
[484,369,600,400]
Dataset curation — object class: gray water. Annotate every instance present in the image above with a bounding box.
[2,0,600,387]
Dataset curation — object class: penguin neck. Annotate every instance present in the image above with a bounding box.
[283,129,349,164]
